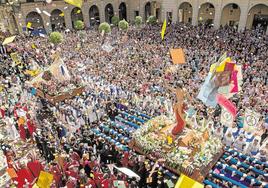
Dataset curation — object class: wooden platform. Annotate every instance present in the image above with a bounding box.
[129,140,224,183]
[36,87,85,104]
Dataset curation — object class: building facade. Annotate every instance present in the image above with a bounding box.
[0,0,267,35]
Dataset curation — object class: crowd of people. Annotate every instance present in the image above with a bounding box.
[0,22,267,187]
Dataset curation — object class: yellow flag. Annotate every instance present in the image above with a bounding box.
[161,19,167,40]
[59,12,64,17]
[37,171,53,188]
[209,57,231,73]
[64,0,82,8]
[175,174,204,188]
[27,22,32,29]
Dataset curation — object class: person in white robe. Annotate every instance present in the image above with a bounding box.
[233,135,246,153]
[214,126,223,140]
[244,136,261,156]
[223,130,234,147]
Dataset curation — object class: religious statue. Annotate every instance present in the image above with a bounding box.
[165,82,187,135]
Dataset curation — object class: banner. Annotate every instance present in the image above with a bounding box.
[170,48,186,64]
[175,174,204,188]
[244,109,261,130]
[216,94,237,117]
[230,70,238,93]
[210,53,227,70]
[114,166,140,180]
[37,171,53,188]
[197,73,218,107]
[220,108,233,127]
[214,71,232,87]
[48,56,71,81]
[2,36,16,45]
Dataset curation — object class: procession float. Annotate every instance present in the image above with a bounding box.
[28,54,85,104]
[130,87,224,183]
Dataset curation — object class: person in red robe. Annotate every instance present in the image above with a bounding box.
[26,119,36,136]
[66,177,77,188]
[70,149,80,161]
[15,162,36,188]
[0,106,5,118]
[100,177,110,188]
[19,124,27,140]
[87,178,97,188]
[27,160,43,178]
[50,163,62,187]
[63,159,79,173]
[121,151,129,167]
[93,169,104,187]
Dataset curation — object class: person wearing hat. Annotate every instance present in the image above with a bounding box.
[223,130,234,147]
[244,136,261,156]
[233,134,246,152]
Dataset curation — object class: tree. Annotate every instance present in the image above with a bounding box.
[147,15,157,25]
[49,32,63,44]
[118,19,129,31]
[98,22,111,33]
[111,16,120,26]
[135,16,142,27]
[74,20,84,30]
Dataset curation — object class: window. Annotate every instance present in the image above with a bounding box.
[135,11,139,17]
[26,0,35,2]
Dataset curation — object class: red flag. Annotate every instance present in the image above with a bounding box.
[216,94,237,118]
[230,71,238,93]
[224,62,235,71]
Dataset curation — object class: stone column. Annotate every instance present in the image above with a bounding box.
[113,1,119,19]
[213,5,222,29]
[238,5,248,31]
[82,5,90,28]
[15,14,24,34]
[64,8,73,30]
[191,1,199,26]
[152,1,156,17]
[99,1,105,23]
[139,0,145,22]
[43,15,52,34]
[171,0,178,24]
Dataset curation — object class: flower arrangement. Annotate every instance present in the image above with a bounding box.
[133,115,223,170]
